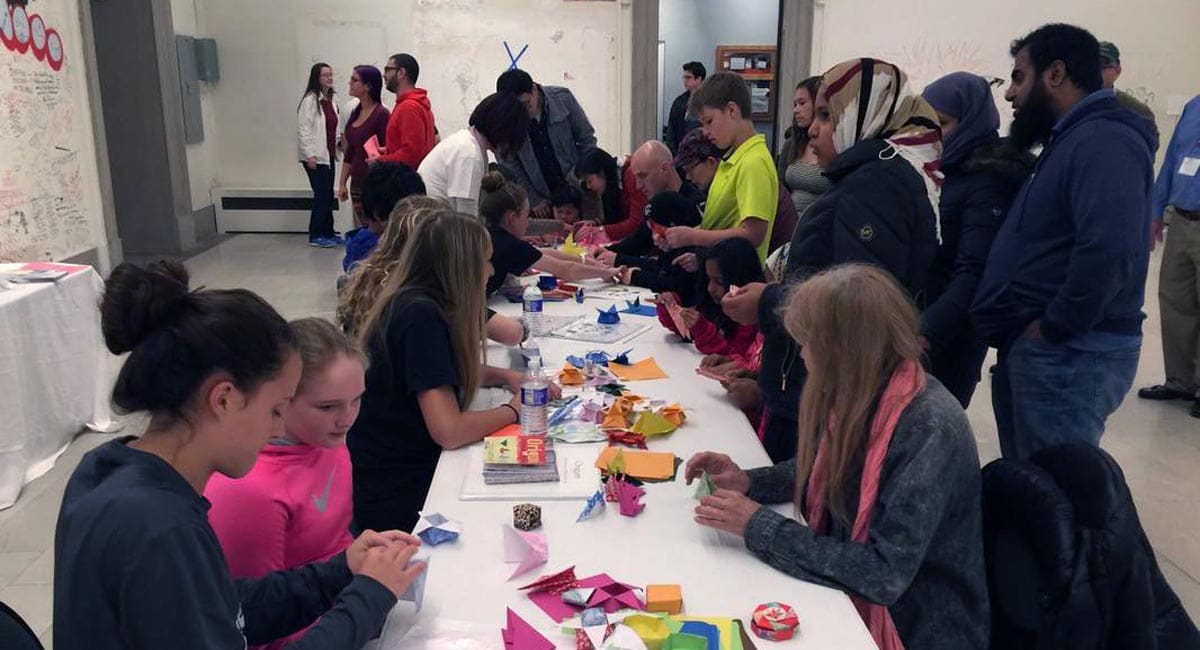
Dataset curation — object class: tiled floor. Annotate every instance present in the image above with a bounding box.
[2,233,1197,644]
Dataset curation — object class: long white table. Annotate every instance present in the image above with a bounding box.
[373,287,875,649]
[0,264,121,509]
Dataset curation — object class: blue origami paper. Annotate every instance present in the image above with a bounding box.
[611,349,633,365]
[597,305,621,324]
[547,396,580,426]
[413,513,461,546]
[679,621,721,649]
[538,275,558,291]
[623,297,657,317]
[575,287,585,303]
[581,607,608,628]
[576,490,606,522]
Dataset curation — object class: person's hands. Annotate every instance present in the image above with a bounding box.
[337,184,349,202]
[665,226,696,248]
[713,361,753,378]
[356,541,427,597]
[672,252,699,273]
[545,379,563,400]
[533,202,553,220]
[684,451,751,493]
[616,266,636,285]
[720,282,766,325]
[346,529,421,574]
[1151,219,1165,252]
[652,233,669,251]
[592,248,618,266]
[680,307,701,330]
[721,377,762,410]
[694,490,763,537]
[701,354,732,368]
[305,156,318,170]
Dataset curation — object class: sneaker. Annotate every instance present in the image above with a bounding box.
[308,237,337,248]
[1137,384,1195,401]
[329,234,344,244]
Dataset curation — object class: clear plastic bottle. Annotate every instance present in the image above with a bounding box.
[520,360,550,436]
[522,338,542,370]
[522,284,544,336]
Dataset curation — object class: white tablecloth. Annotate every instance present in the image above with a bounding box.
[0,265,120,509]
[370,287,875,649]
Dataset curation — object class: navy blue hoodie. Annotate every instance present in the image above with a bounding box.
[970,90,1158,347]
[53,437,396,649]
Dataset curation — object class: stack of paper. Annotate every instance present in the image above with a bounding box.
[483,427,561,485]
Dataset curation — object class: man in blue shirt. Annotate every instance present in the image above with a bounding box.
[1138,94,1200,418]
[971,24,1158,459]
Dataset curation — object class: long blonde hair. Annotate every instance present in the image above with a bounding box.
[289,317,367,395]
[783,264,925,527]
[357,210,490,404]
[338,196,448,337]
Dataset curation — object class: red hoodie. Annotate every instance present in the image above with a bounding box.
[656,299,759,366]
[381,88,436,168]
[603,159,650,241]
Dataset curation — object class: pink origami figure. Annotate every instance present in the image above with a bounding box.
[526,573,645,622]
[616,480,645,517]
[586,578,645,612]
[502,608,554,650]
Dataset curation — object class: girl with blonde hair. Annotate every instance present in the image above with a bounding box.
[348,210,558,533]
[685,264,987,650]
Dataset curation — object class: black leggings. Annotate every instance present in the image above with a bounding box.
[303,163,336,240]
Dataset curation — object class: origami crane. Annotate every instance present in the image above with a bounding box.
[597,305,621,324]
[659,404,686,427]
[577,490,606,522]
[629,410,677,437]
[623,297,657,317]
[616,479,645,517]
[520,566,581,595]
[693,470,717,500]
[559,365,584,386]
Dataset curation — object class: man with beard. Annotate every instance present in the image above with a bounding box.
[375,53,437,168]
[971,23,1158,460]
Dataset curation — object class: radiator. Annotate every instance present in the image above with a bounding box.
[212,188,353,233]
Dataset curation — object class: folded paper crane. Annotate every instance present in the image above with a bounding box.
[412,512,461,546]
[597,305,622,324]
[520,565,581,595]
[693,470,717,500]
[617,479,646,517]
[623,297,657,317]
[502,524,548,580]
[502,608,554,650]
[559,365,584,386]
[629,410,678,437]
[577,489,607,522]
[659,404,686,427]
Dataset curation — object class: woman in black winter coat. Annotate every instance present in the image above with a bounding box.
[720,58,942,462]
[922,73,1034,407]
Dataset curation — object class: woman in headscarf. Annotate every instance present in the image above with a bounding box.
[718,58,942,463]
[920,72,1034,407]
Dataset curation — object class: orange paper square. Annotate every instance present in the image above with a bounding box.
[608,357,668,381]
[595,447,676,481]
[646,584,682,614]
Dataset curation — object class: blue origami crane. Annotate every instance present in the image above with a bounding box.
[623,297,657,317]
[611,349,633,365]
[597,305,621,324]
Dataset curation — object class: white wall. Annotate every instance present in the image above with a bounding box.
[201,0,626,193]
[812,0,1200,144]
[170,0,219,213]
[0,0,109,265]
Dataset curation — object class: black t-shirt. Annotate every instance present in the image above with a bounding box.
[487,226,542,294]
[347,288,460,533]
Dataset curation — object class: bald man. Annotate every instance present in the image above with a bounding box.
[629,140,683,197]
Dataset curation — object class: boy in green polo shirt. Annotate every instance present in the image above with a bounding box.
[663,72,778,261]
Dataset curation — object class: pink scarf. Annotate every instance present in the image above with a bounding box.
[804,359,925,650]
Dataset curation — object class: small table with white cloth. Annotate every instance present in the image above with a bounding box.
[0,263,119,509]
[370,281,875,649]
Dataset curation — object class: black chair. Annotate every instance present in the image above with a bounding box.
[982,443,1200,649]
[0,600,44,650]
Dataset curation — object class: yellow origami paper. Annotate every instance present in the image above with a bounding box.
[630,411,678,437]
[624,615,670,650]
[608,357,669,381]
[558,365,584,386]
[659,404,686,427]
[560,232,585,259]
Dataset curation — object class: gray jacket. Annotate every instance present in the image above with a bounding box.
[743,377,989,649]
[499,85,597,204]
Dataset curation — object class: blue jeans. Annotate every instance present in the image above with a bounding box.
[992,335,1140,459]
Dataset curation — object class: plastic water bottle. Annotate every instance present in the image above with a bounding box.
[522,338,542,370]
[522,284,544,336]
[520,360,550,436]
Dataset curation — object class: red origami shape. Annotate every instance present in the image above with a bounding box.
[519,566,580,595]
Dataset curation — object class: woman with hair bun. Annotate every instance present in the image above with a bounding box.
[54,260,426,650]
